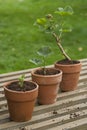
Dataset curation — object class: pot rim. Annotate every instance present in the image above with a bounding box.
[55,60,82,67]
[4,80,39,94]
[31,67,62,78]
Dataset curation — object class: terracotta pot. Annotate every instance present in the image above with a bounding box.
[4,81,38,122]
[31,67,62,105]
[55,60,82,91]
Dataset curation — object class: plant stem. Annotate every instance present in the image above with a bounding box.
[43,56,46,75]
[52,32,71,60]
[19,75,25,88]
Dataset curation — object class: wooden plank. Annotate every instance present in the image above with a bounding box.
[0,73,31,83]
[0,58,86,79]
[0,87,87,130]
[0,67,87,88]
[0,100,7,108]
[80,58,87,62]
[70,124,87,130]
[0,66,87,93]
[46,118,87,130]
[0,59,87,87]
[1,105,87,130]
[0,86,87,113]
[0,58,87,130]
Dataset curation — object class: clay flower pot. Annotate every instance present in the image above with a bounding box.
[55,59,82,91]
[31,67,62,105]
[4,81,38,122]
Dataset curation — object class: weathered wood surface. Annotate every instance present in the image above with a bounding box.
[0,58,87,130]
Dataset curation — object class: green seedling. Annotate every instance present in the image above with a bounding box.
[35,6,73,61]
[30,46,52,75]
[18,75,25,88]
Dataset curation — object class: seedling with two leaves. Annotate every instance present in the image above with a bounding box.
[30,46,52,75]
[18,75,25,88]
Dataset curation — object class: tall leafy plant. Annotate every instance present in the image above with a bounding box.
[35,6,73,61]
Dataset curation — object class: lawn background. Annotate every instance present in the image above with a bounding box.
[0,0,87,74]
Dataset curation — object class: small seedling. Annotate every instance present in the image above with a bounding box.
[30,46,52,75]
[18,75,25,88]
[35,6,74,61]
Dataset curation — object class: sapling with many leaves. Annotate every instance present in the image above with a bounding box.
[35,6,73,61]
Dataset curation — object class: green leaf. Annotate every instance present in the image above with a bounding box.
[37,46,52,57]
[58,7,64,12]
[36,18,47,26]
[55,6,73,16]
[19,75,25,88]
[64,6,73,15]
[29,58,42,65]
[59,28,72,32]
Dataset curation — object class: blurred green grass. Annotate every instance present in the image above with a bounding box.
[0,0,87,73]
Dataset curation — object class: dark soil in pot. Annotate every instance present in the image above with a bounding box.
[7,81,36,92]
[34,68,60,75]
[57,59,80,65]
